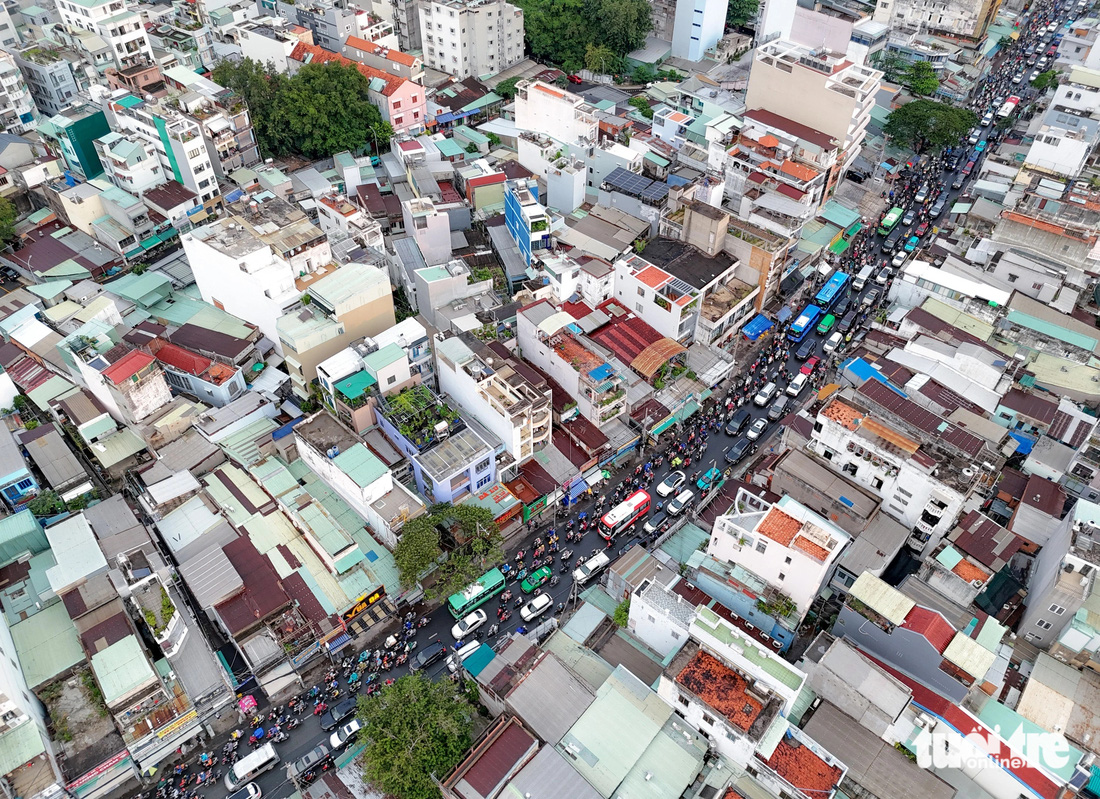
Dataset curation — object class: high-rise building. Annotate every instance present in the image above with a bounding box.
[419,0,523,79]
[671,0,730,61]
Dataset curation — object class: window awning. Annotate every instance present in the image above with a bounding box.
[742,314,774,341]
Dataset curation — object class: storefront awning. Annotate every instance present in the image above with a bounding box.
[777,306,793,323]
[742,314,774,341]
[567,479,588,500]
[829,237,852,255]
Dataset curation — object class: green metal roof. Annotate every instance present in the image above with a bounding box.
[644,151,670,168]
[1006,309,1099,353]
[0,720,46,777]
[91,635,155,706]
[460,482,518,518]
[79,415,118,444]
[27,375,75,410]
[0,510,48,564]
[335,370,376,400]
[26,280,72,300]
[89,428,147,468]
[332,444,387,488]
[819,200,861,229]
[10,601,84,688]
[454,125,489,145]
[435,137,465,158]
[219,418,278,466]
[363,342,405,373]
[935,545,964,570]
[978,700,1082,780]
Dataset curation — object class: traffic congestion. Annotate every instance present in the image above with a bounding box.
[143,3,1082,798]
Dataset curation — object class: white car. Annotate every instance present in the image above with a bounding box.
[667,489,694,517]
[891,250,907,268]
[520,593,553,622]
[656,470,686,498]
[823,332,844,355]
[329,719,361,750]
[753,382,778,406]
[450,608,487,641]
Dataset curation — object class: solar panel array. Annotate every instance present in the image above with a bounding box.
[604,167,669,203]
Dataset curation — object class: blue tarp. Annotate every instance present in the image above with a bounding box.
[742,314,774,341]
[588,364,614,381]
[1009,431,1036,455]
[567,479,589,500]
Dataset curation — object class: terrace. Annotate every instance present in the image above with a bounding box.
[700,278,755,322]
[379,384,463,451]
[668,641,782,741]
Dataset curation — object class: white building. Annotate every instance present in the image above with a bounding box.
[183,195,329,355]
[435,333,551,463]
[57,0,155,70]
[94,132,164,194]
[1023,123,1094,180]
[672,0,728,61]
[0,53,38,135]
[418,0,524,79]
[710,492,850,622]
[515,80,598,147]
[402,197,452,266]
[316,193,384,251]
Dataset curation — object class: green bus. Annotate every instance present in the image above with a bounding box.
[876,207,904,235]
[816,313,837,335]
[447,567,506,617]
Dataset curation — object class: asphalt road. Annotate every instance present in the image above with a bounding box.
[187,13,1064,799]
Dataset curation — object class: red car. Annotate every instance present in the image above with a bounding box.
[567,74,583,84]
[800,356,820,375]
[915,221,929,237]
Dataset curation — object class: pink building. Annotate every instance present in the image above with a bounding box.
[290,43,426,134]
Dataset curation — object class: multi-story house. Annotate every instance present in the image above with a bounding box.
[56,0,156,71]
[13,44,82,118]
[514,80,597,150]
[315,193,385,251]
[516,299,628,428]
[38,102,111,179]
[341,35,424,82]
[872,0,1002,42]
[418,0,523,79]
[161,66,262,175]
[504,177,552,266]
[275,261,395,400]
[435,332,552,464]
[0,52,37,135]
[146,21,216,72]
[670,0,727,61]
[746,39,881,172]
[183,192,330,357]
[94,131,164,193]
[710,491,850,623]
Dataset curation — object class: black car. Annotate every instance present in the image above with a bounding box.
[724,438,757,464]
[410,641,447,672]
[618,537,647,556]
[320,698,358,731]
[834,296,852,316]
[882,229,903,252]
[725,408,752,435]
[795,338,816,361]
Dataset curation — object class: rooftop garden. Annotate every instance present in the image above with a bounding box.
[384,385,462,449]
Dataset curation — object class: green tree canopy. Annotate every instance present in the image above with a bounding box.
[357,675,474,799]
[903,61,940,96]
[1031,70,1059,92]
[628,95,654,119]
[884,99,978,153]
[515,0,651,70]
[585,43,617,74]
[212,58,390,159]
[494,76,522,100]
[392,503,505,599]
[726,0,759,27]
[0,197,17,244]
[873,53,910,84]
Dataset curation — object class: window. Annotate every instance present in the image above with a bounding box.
[872,477,884,489]
[1049,604,1066,614]
[476,474,492,488]
[637,286,645,296]
[476,458,491,472]
[678,695,689,707]
[897,487,913,498]
[778,572,786,581]
[784,556,792,564]
[16,478,32,490]
[1036,619,1052,630]
[756,540,767,554]
[386,375,397,385]
[702,713,715,726]
[671,630,680,639]
[1007,273,1018,283]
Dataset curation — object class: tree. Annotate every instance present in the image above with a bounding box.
[585,43,617,74]
[1031,70,1059,92]
[726,0,759,27]
[28,491,65,517]
[0,197,16,244]
[515,0,650,69]
[590,0,651,57]
[485,132,501,147]
[212,58,289,158]
[357,675,475,799]
[393,516,442,588]
[628,95,654,119]
[873,53,911,84]
[883,100,978,153]
[272,63,384,159]
[903,61,940,96]
[494,76,522,100]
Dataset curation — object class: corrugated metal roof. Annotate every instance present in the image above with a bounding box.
[850,572,915,625]
[9,601,84,688]
[943,631,996,678]
[90,634,155,705]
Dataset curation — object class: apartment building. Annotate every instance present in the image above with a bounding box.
[436,332,552,463]
[0,52,37,136]
[316,193,385,251]
[671,0,728,61]
[419,0,524,80]
[56,0,156,71]
[515,79,598,147]
[342,35,424,82]
[161,66,262,176]
[504,177,551,266]
[872,0,1002,42]
[746,39,881,170]
[94,131,163,193]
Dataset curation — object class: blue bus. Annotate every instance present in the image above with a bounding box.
[814,272,850,312]
[788,305,822,343]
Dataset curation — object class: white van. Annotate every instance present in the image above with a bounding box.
[853,265,874,291]
[447,641,482,673]
[225,744,279,790]
[786,373,809,397]
[572,551,610,585]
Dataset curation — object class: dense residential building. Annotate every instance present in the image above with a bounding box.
[55,0,156,71]
[872,0,1003,42]
[13,44,82,118]
[419,0,524,79]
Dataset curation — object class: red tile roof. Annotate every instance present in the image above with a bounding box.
[792,535,829,561]
[102,350,154,385]
[154,342,212,377]
[460,719,537,797]
[744,109,837,150]
[343,36,419,67]
[759,737,843,796]
[634,265,671,289]
[902,606,955,654]
[290,42,409,96]
[675,650,765,732]
[757,506,801,546]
